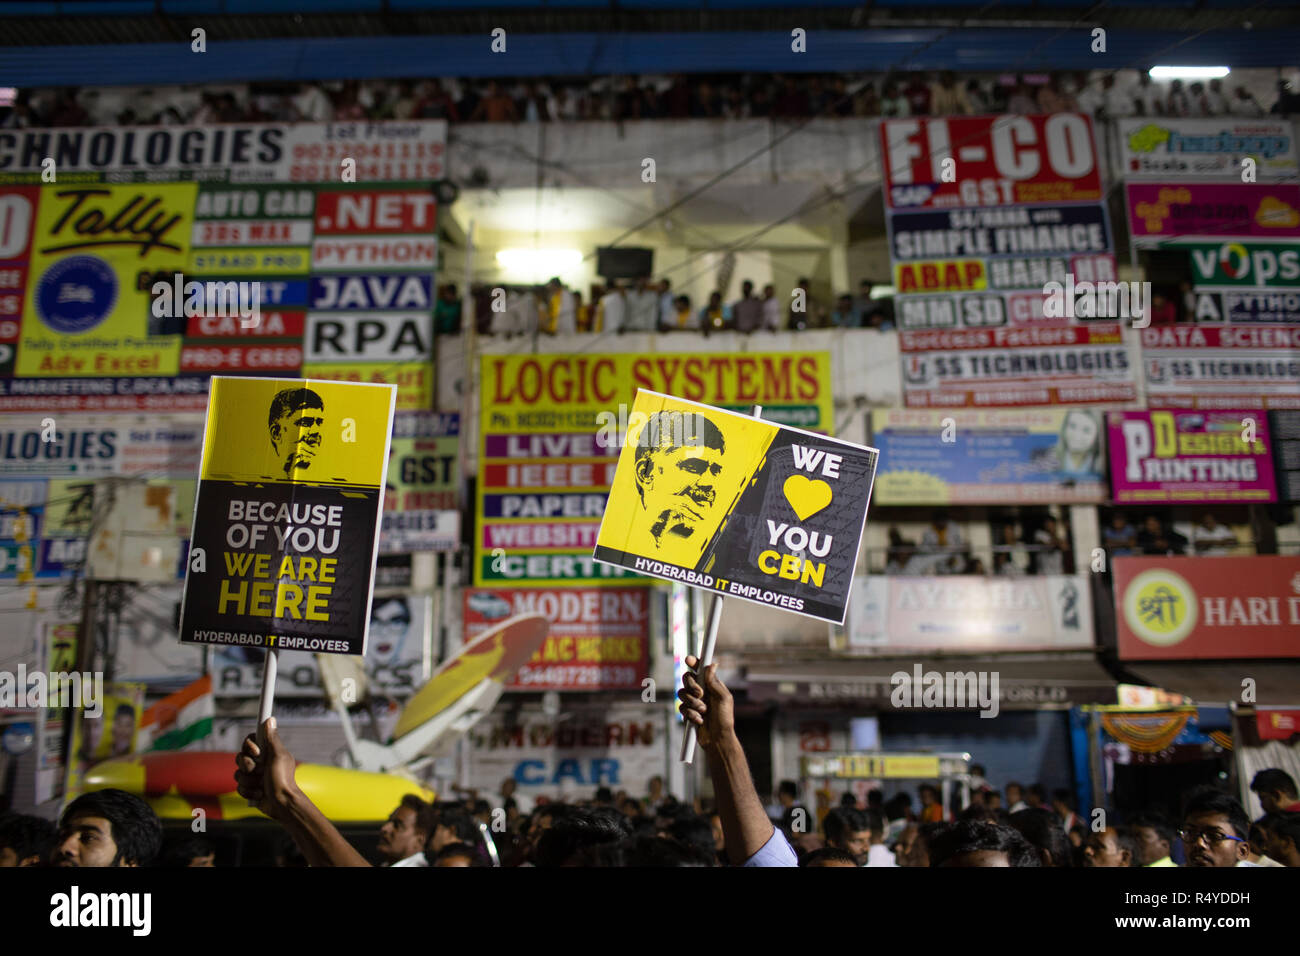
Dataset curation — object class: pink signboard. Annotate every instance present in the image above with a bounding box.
[1126,183,1300,243]
[1108,409,1278,504]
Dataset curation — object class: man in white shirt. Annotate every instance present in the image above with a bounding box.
[293,83,334,122]
[1205,78,1230,116]
[1192,513,1237,554]
[1034,516,1068,575]
[597,282,628,333]
[920,510,967,574]
[1006,782,1028,815]
[623,277,659,333]
[1134,74,1165,117]
[864,809,898,867]
[491,287,534,337]
[657,279,676,330]
[761,283,782,331]
[1075,79,1104,117]
[379,795,434,867]
[1102,75,1135,118]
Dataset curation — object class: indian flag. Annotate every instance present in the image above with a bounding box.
[139,675,214,751]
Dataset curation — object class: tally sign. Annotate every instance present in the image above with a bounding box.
[593,389,879,624]
[178,375,397,657]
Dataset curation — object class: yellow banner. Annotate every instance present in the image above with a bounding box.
[482,352,833,433]
[18,183,197,377]
[301,361,433,413]
[200,377,396,486]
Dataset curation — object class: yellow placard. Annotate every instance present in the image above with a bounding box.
[18,183,197,377]
[595,391,777,571]
[200,376,396,486]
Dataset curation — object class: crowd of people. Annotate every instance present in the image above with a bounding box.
[440,275,895,338]
[1104,512,1244,558]
[884,511,1073,577]
[6,70,1300,129]
[2,660,1295,868]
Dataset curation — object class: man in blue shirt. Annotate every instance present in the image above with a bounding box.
[678,654,798,866]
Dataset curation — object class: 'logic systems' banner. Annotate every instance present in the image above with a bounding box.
[1108,409,1277,504]
[179,376,396,655]
[593,390,878,625]
[476,351,833,587]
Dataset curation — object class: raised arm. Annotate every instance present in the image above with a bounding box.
[234,717,372,868]
[678,655,795,866]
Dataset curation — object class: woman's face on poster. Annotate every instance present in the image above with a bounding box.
[1063,412,1098,455]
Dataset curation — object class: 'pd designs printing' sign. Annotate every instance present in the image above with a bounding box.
[179,376,396,656]
[593,390,878,624]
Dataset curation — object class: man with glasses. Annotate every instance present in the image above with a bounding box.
[1180,788,1251,868]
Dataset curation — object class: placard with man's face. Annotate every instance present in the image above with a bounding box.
[595,390,879,625]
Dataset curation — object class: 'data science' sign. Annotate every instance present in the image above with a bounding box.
[593,390,878,625]
[179,376,396,655]
[1108,409,1277,504]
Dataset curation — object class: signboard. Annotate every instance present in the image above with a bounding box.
[1190,290,1300,325]
[844,574,1093,651]
[1115,556,1300,660]
[1271,410,1300,502]
[880,114,1103,210]
[178,376,396,655]
[593,390,878,624]
[466,703,664,797]
[1185,241,1300,289]
[0,417,203,477]
[210,594,433,698]
[1117,118,1299,181]
[0,376,211,412]
[806,754,942,780]
[1140,325,1300,410]
[1108,409,1277,504]
[0,140,443,417]
[463,587,649,691]
[899,323,1134,407]
[869,408,1106,504]
[476,352,833,587]
[1126,183,1300,244]
[15,182,196,378]
[888,204,1112,262]
[0,120,447,182]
